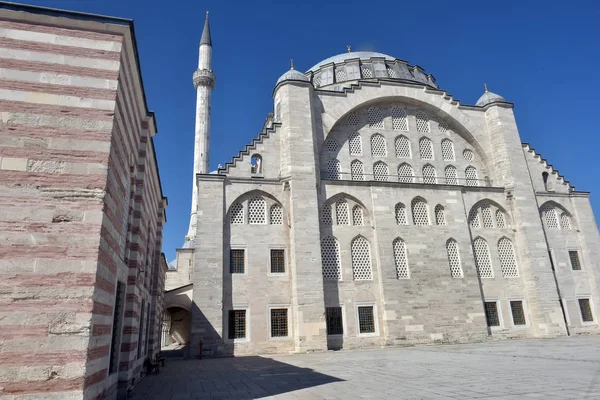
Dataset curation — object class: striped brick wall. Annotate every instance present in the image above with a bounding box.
[0,6,167,400]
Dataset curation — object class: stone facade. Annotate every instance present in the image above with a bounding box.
[0,3,167,399]
[173,23,600,358]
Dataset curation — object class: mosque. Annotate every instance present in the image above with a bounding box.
[164,13,600,357]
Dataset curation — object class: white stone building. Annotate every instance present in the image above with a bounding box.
[167,15,600,357]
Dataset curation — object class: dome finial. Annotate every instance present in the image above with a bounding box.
[484,82,488,92]
[290,59,294,70]
[206,10,209,18]
[347,45,352,53]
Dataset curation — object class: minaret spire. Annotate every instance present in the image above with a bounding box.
[187,12,216,240]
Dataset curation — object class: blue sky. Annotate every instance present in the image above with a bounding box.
[23,0,600,260]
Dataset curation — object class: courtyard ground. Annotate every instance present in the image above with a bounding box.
[131,336,600,399]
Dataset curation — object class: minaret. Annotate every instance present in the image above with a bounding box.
[187,12,216,239]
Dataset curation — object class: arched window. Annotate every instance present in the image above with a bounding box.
[422,164,437,184]
[351,236,372,280]
[326,159,341,180]
[395,203,408,225]
[415,111,430,133]
[367,106,384,128]
[275,103,281,122]
[438,122,449,133]
[463,149,474,161]
[320,204,332,225]
[251,154,262,175]
[230,202,244,224]
[391,106,408,131]
[398,163,414,183]
[473,237,493,278]
[560,213,571,230]
[498,238,519,278]
[441,139,455,161]
[435,205,446,226]
[496,210,506,228]
[542,171,549,191]
[321,236,341,280]
[270,204,283,225]
[411,197,430,226]
[370,134,387,157]
[481,203,494,228]
[465,166,478,186]
[347,112,360,126]
[348,132,362,156]
[541,204,559,230]
[324,139,339,153]
[373,161,389,181]
[335,199,349,225]
[395,135,411,158]
[248,197,266,224]
[350,160,365,181]
[468,208,481,228]
[352,205,364,226]
[446,239,463,278]
[335,67,347,82]
[419,137,434,160]
[444,165,458,185]
[393,238,410,279]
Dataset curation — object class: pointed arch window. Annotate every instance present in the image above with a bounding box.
[419,137,434,160]
[441,139,455,161]
[422,164,437,184]
[541,204,559,230]
[498,238,519,278]
[326,159,341,180]
[321,236,341,280]
[496,210,506,228]
[248,197,266,224]
[395,135,411,158]
[411,197,430,226]
[367,106,384,128]
[370,134,387,157]
[393,238,410,279]
[351,236,373,280]
[352,205,364,226]
[444,165,458,185]
[415,111,430,133]
[347,112,360,126]
[465,166,479,186]
[481,203,494,228]
[398,163,414,183]
[395,203,408,225]
[542,171,549,191]
[230,202,244,224]
[320,204,333,225]
[325,139,339,153]
[335,199,350,225]
[446,239,463,278]
[468,208,481,228]
[373,161,389,181]
[435,205,446,226]
[560,213,571,230]
[351,160,365,181]
[270,204,283,225]
[463,149,474,161]
[391,106,409,131]
[438,122,449,133]
[348,132,362,156]
[251,154,263,176]
[473,238,493,278]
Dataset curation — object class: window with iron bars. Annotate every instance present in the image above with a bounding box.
[357,306,375,333]
[569,250,582,270]
[510,301,526,325]
[270,308,288,337]
[230,249,245,274]
[326,307,343,335]
[228,310,246,339]
[484,301,500,327]
[579,299,594,322]
[270,249,285,273]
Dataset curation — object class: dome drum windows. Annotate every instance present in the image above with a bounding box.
[335,67,347,83]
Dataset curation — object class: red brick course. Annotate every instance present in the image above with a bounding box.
[0,37,121,60]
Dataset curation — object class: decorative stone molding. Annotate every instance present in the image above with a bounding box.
[193,69,216,89]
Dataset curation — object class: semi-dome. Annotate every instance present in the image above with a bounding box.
[276,68,310,85]
[476,87,507,107]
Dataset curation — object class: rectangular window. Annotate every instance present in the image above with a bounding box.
[326,307,343,335]
[270,249,285,274]
[109,282,125,374]
[579,298,594,322]
[228,310,246,339]
[270,308,288,337]
[137,300,145,359]
[358,306,375,334]
[484,301,500,327]
[230,249,245,274]
[510,300,527,326]
[569,251,582,270]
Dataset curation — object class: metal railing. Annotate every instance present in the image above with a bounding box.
[321,172,492,187]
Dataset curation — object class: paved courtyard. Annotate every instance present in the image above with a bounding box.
[131,337,600,399]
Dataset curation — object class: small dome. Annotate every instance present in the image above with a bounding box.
[476,90,507,107]
[276,68,309,85]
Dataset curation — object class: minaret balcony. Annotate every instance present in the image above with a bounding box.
[193,69,216,89]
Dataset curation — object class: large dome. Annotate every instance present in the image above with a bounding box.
[307,51,395,72]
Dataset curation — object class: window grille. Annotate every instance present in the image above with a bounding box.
[419,137,434,160]
[481,203,494,228]
[386,67,397,78]
[438,122,449,133]
[352,206,364,226]
[367,107,384,129]
[395,135,411,158]
[435,205,446,226]
[230,202,244,224]
[326,159,341,180]
[370,134,387,157]
[496,210,506,228]
[398,163,414,183]
[335,199,349,225]
[569,250,581,270]
[393,238,410,279]
[275,103,281,122]
[351,160,365,181]
[248,197,266,224]
[463,149,474,161]
[228,310,246,339]
[446,239,463,278]
[415,111,430,133]
[326,307,343,335]
[510,301,526,325]
[498,238,519,277]
[325,139,339,153]
[579,299,594,322]
[473,238,493,278]
[320,204,333,225]
[109,282,125,374]
[422,164,437,184]
[468,208,481,228]
[358,306,375,333]
[335,68,347,82]
[351,236,372,280]
[270,204,283,225]
[313,76,321,88]
[391,107,408,131]
[373,162,389,181]
[541,205,559,229]
[441,139,455,161]
[465,166,479,186]
[349,132,362,155]
[361,66,373,78]
[270,249,285,273]
[560,213,571,230]
[444,165,458,185]
[321,236,341,280]
[411,198,430,226]
[230,249,245,274]
[270,309,288,337]
[347,113,360,126]
[395,203,408,225]
[484,302,500,327]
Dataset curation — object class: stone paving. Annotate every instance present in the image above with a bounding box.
[131,337,600,399]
